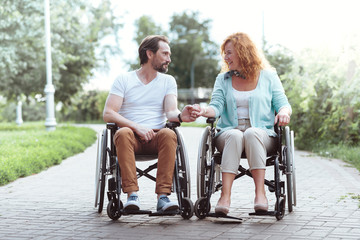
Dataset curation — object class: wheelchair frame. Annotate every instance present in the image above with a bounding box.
[194,117,296,221]
[94,122,194,220]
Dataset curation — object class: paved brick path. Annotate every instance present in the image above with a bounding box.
[0,125,359,239]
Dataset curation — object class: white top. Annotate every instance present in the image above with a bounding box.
[110,71,177,129]
[233,88,253,119]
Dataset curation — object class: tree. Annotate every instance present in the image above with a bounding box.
[133,15,165,45]
[168,11,219,88]
[59,90,108,122]
[0,0,122,105]
[263,41,294,77]
[283,37,360,149]
[130,11,220,89]
[0,0,45,101]
[127,15,165,70]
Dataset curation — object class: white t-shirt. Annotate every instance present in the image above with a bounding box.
[109,71,177,129]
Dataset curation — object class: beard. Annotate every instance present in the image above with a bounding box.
[152,60,169,73]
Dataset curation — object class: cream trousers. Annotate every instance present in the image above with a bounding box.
[215,119,276,174]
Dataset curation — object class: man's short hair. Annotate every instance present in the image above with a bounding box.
[138,35,169,65]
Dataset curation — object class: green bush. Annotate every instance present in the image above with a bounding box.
[0,122,96,185]
[1,101,46,123]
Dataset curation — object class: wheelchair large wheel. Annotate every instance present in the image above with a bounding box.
[197,126,213,198]
[274,157,286,220]
[174,128,191,198]
[94,129,108,213]
[94,131,103,209]
[291,130,297,207]
[284,126,295,212]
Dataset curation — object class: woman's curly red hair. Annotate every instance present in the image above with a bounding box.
[220,32,272,81]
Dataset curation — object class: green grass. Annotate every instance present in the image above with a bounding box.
[0,122,96,186]
[180,122,209,128]
[338,193,360,208]
[316,144,360,171]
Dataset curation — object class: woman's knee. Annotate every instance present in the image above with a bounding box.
[244,127,259,138]
[224,129,244,144]
[244,128,264,145]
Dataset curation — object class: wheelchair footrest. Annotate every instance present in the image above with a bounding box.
[121,209,179,216]
[122,209,152,215]
[149,210,179,216]
[249,210,276,216]
[207,212,242,221]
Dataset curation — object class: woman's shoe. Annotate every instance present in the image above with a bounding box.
[254,203,268,212]
[254,198,268,212]
[215,203,229,215]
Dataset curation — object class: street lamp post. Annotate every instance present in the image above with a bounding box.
[190,59,196,105]
[190,55,211,105]
[44,0,56,131]
[15,97,23,126]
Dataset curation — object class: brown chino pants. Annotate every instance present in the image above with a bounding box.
[113,127,177,194]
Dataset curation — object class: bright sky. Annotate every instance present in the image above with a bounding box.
[88,0,360,90]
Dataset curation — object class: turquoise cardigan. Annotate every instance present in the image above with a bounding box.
[209,70,292,137]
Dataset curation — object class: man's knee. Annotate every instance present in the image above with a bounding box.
[114,127,135,146]
[157,128,177,142]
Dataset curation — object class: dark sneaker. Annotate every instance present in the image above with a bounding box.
[124,193,140,210]
[156,195,179,212]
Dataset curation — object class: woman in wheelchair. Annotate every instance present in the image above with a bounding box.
[102,35,197,214]
[192,32,292,215]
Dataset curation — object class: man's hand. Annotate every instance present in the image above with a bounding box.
[179,105,200,122]
[134,125,156,143]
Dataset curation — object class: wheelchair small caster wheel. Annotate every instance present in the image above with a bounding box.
[181,197,194,219]
[107,199,122,220]
[194,197,211,219]
[275,198,285,220]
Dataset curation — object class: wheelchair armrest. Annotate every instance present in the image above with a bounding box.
[206,117,216,124]
[106,123,118,130]
[166,121,180,129]
[106,122,180,131]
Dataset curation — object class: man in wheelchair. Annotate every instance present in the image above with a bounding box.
[103,35,197,213]
[191,32,292,216]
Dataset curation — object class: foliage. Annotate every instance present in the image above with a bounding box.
[1,98,46,123]
[263,41,294,77]
[168,11,220,89]
[0,0,122,105]
[0,1,45,101]
[283,35,360,149]
[59,90,108,122]
[133,15,165,45]
[127,15,166,70]
[0,122,96,185]
[263,37,360,173]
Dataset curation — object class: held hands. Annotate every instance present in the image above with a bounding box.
[274,108,291,126]
[180,105,202,122]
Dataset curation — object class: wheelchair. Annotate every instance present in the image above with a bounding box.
[94,122,194,220]
[194,117,296,221]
